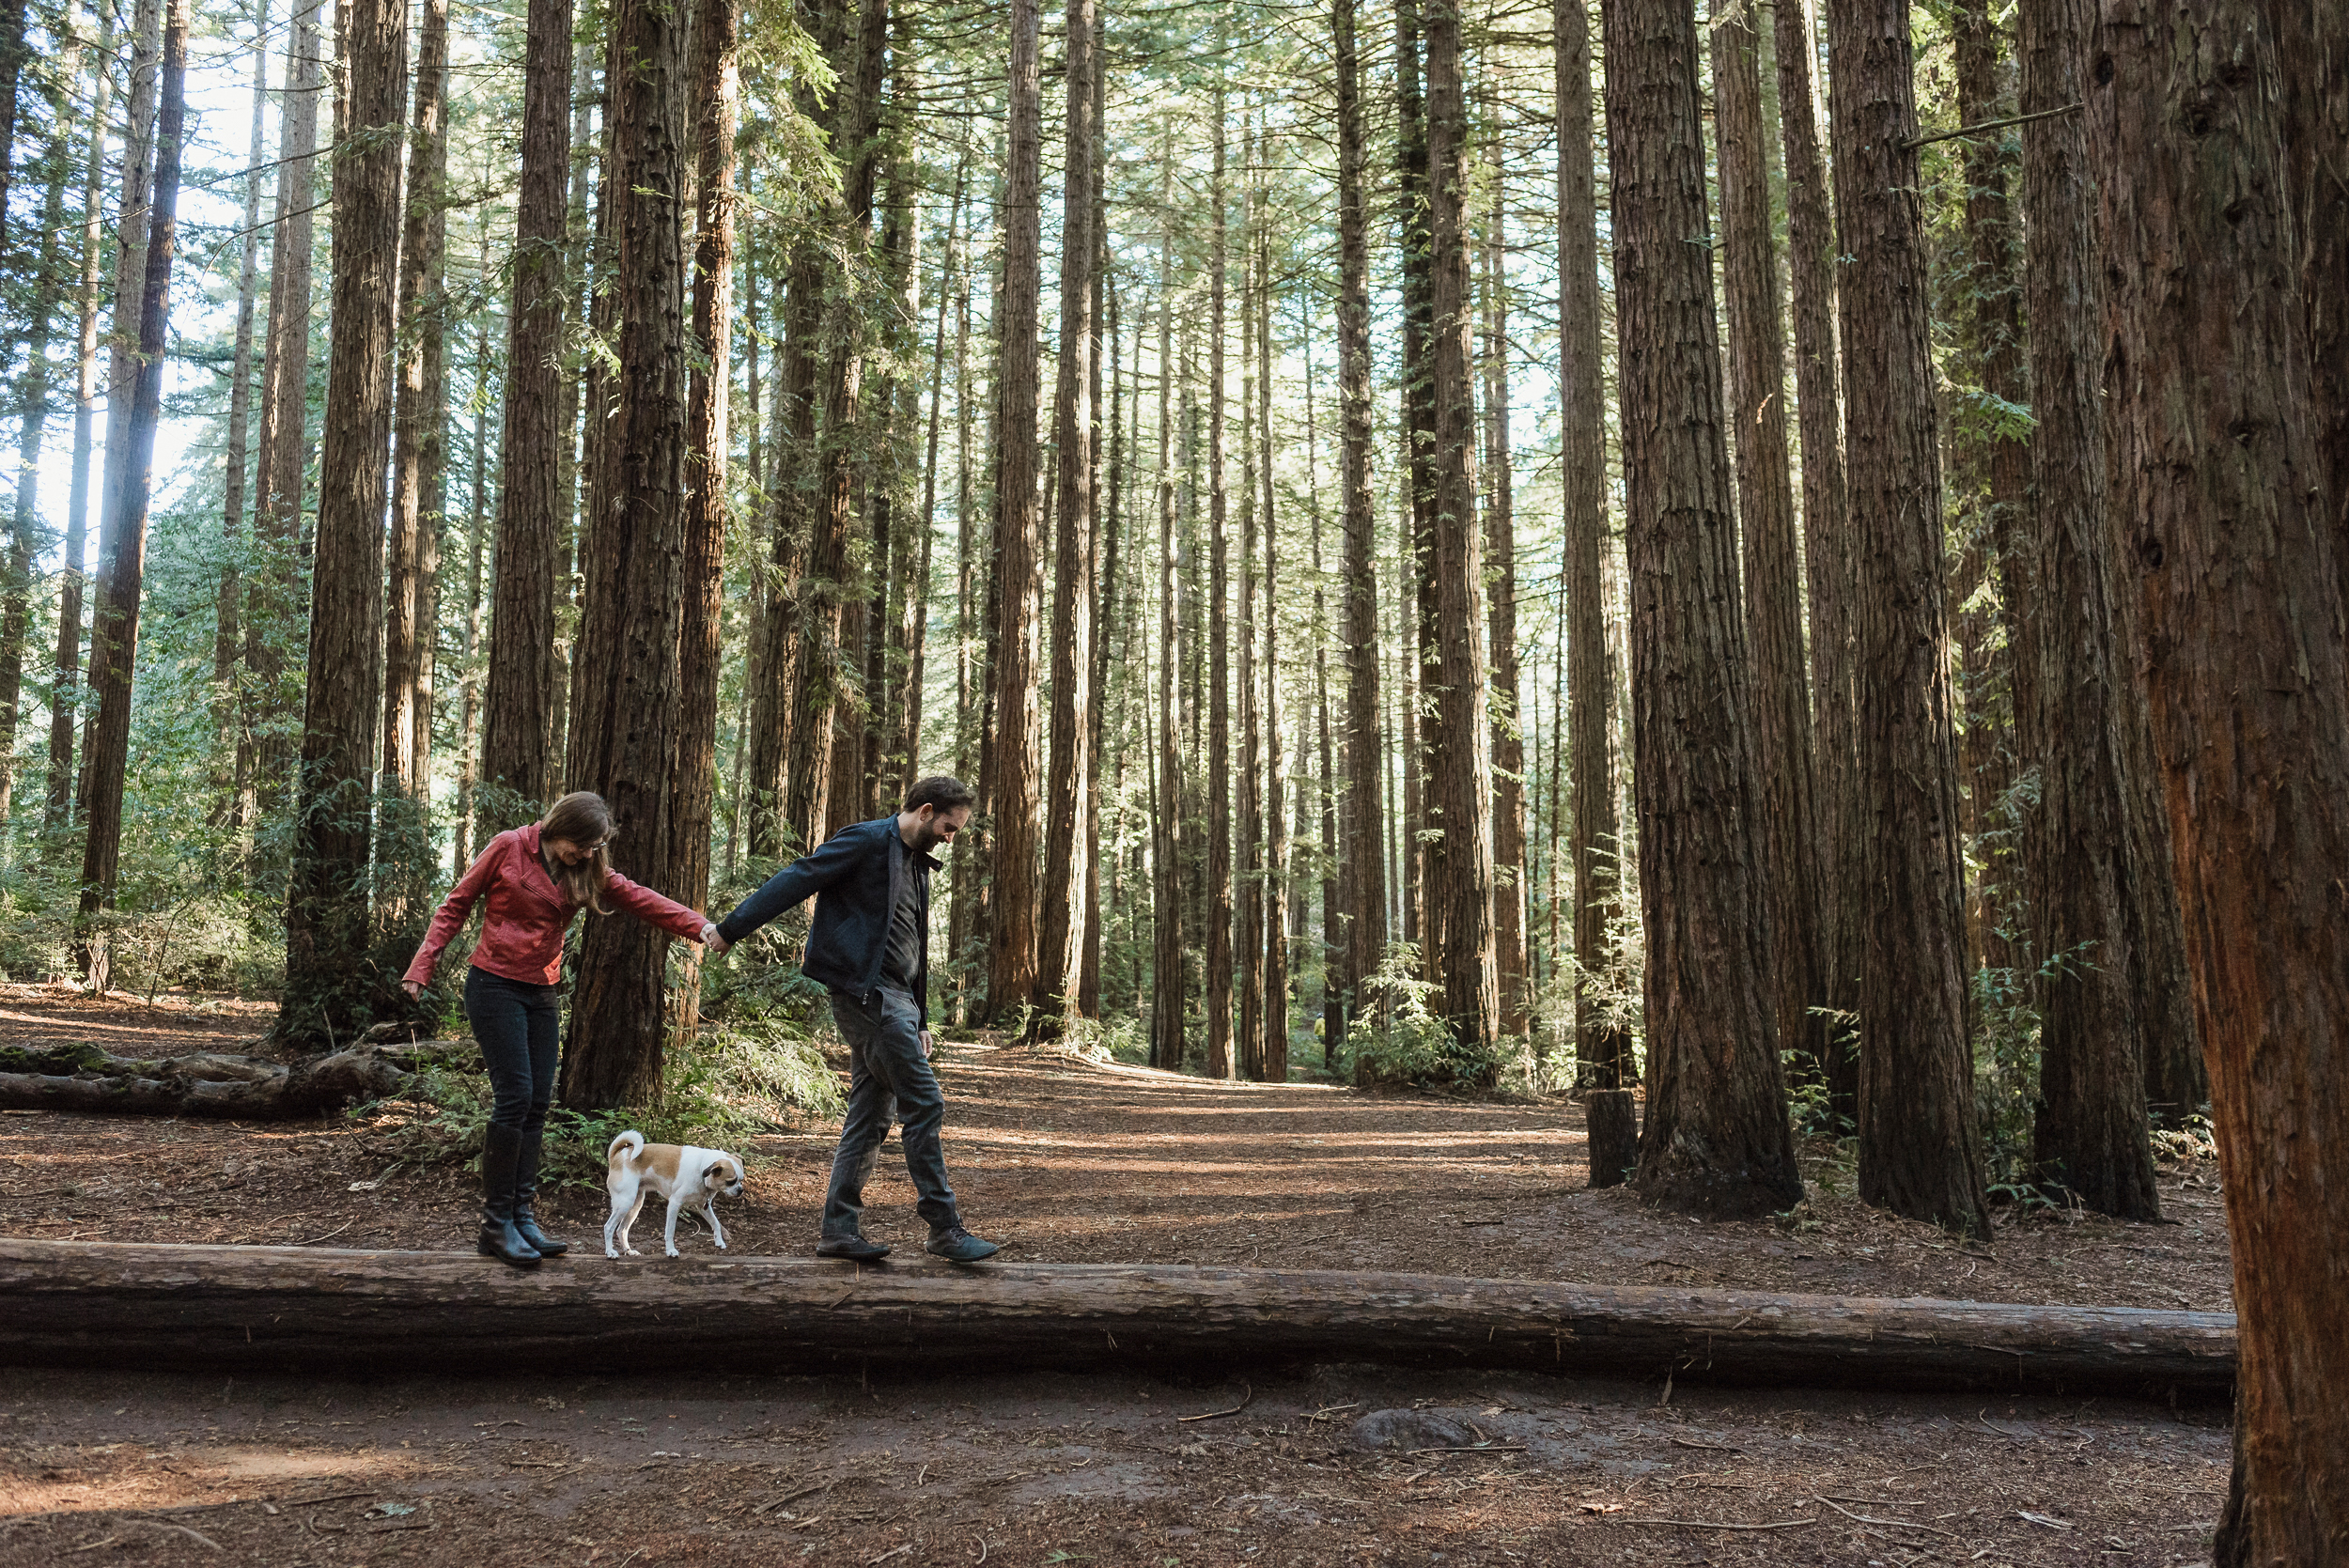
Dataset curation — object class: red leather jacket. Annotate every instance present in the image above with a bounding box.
[402,824,707,988]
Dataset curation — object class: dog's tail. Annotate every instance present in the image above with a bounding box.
[607,1129,646,1168]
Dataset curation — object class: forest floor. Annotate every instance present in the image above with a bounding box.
[0,980,2233,1567]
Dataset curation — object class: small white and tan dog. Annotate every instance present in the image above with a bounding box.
[602,1129,746,1259]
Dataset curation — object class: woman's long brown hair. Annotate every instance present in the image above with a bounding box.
[539,792,615,914]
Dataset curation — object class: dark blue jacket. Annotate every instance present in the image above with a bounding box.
[717,816,940,1028]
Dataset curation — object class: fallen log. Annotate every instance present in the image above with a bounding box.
[0,1239,2233,1401]
[0,1041,453,1119]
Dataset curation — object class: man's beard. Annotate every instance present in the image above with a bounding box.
[909,821,950,854]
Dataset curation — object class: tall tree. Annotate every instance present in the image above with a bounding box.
[73,0,184,990]
[479,0,574,821]
[1237,126,1264,1079]
[1149,142,1186,1071]
[1256,191,1289,1082]
[44,0,114,837]
[1713,0,1822,1078]
[1829,0,1990,1236]
[985,0,1045,1021]
[1333,0,1384,1036]
[1393,0,1438,971]
[384,0,452,798]
[280,0,407,1038]
[2015,0,2174,1220]
[1555,0,1627,1086]
[1607,0,1800,1213]
[236,0,323,844]
[1479,145,1527,1041]
[669,0,741,1050]
[559,0,692,1108]
[2092,2,2349,1555]
[1421,0,1499,1057]
[210,1,270,826]
[1772,0,1857,1111]
[1036,0,1099,1027]
[1203,78,1234,1079]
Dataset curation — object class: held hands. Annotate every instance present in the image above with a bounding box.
[700,921,730,956]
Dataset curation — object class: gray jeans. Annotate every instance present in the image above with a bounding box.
[823,986,960,1236]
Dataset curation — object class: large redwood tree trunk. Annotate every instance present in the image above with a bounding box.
[1035,0,1098,1029]
[280,0,406,1043]
[1607,0,1800,1215]
[1829,0,1990,1238]
[1332,0,1384,1039]
[478,0,573,823]
[1556,0,1628,1088]
[2092,0,2349,1556]
[559,0,692,1109]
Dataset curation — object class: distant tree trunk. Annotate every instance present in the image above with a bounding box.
[1952,0,2030,973]
[558,0,691,1110]
[668,0,739,1052]
[210,5,270,828]
[1556,0,1628,1087]
[456,220,494,878]
[1772,0,1856,1113]
[383,0,450,800]
[2092,3,2349,1557]
[1,103,71,846]
[1150,149,1187,1073]
[1830,0,1990,1237]
[1606,0,1800,1215]
[1035,0,1098,1028]
[0,0,25,227]
[1422,0,1499,1060]
[479,0,573,822]
[1237,136,1264,1082]
[1480,148,1527,1042]
[279,0,406,1041]
[1393,0,1438,977]
[1257,205,1289,1083]
[1199,89,1236,1079]
[74,0,186,992]
[236,0,322,851]
[906,164,964,800]
[78,0,162,841]
[2014,0,2164,1221]
[984,0,1045,1024]
[786,0,887,852]
[1713,0,1822,1081]
[1333,0,1384,1038]
[45,3,114,839]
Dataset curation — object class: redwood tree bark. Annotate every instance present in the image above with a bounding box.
[1333,0,1385,1036]
[75,0,187,990]
[383,0,450,799]
[1149,150,1187,1072]
[1556,0,1629,1086]
[985,0,1045,1024]
[1712,0,1822,1079]
[1036,0,1098,1028]
[1772,0,1858,1111]
[1422,0,1499,1059]
[479,0,573,822]
[668,0,739,1050]
[1606,0,1800,1215]
[1480,146,1527,1042]
[1830,0,1990,1237]
[559,0,692,1110]
[2015,0,2174,1219]
[2092,1,2349,1555]
[1204,85,1234,1078]
[280,0,405,1040]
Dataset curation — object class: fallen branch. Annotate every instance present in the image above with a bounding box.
[1618,1515,1815,1531]
[0,1041,446,1120]
[1815,1496,1960,1538]
[0,1240,2237,1400]
[1177,1381,1253,1421]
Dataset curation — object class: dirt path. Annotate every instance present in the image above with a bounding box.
[0,985,2235,1564]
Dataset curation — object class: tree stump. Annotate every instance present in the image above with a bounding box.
[1587,1088,1640,1188]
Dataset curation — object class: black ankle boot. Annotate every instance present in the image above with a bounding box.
[477,1126,542,1267]
[512,1129,568,1257]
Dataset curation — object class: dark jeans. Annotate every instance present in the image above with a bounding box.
[465,967,561,1134]
[824,986,959,1236]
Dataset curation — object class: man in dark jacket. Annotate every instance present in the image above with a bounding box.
[713,775,998,1263]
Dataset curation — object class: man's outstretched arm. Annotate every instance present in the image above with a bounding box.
[716,831,867,945]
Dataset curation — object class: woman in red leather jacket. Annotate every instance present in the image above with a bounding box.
[401,791,718,1266]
